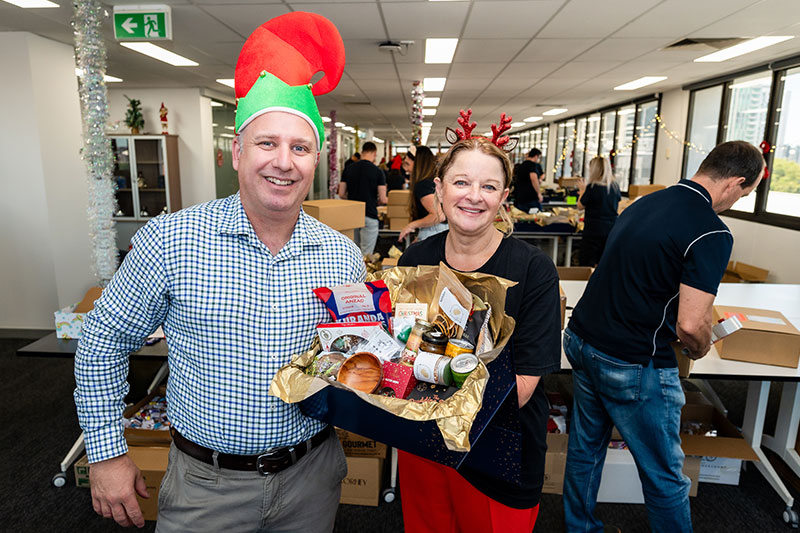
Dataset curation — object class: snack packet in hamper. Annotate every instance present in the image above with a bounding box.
[313,281,392,330]
[429,265,473,339]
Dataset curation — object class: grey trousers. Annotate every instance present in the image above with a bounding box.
[354,216,379,256]
[155,430,346,533]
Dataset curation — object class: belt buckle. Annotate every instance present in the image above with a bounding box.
[256,446,296,475]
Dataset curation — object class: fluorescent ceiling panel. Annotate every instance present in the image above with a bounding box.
[120,42,198,67]
[2,0,58,7]
[543,108,568,116]
[613,76,667,91]
[694,36,794,62]
[425,38,458,64]
[216,78,235,88]
[423,77,447,92]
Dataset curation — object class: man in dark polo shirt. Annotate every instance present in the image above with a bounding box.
[563,141,764,533]
[338,141,387,255]
[514,148,544,213]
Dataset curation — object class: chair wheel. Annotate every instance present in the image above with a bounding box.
[52,473,67,488]
[382,488,396,503]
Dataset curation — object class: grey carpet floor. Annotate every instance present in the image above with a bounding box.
[2,338,797,532]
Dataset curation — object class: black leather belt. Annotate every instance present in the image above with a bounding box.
[171,426,330,475]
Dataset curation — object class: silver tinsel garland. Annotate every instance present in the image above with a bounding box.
[73,0,118,285]
[328,110,339,199]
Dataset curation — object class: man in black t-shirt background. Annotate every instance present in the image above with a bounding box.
[338,141,387,255]
[562,141,764,533]
[514,148,544,213]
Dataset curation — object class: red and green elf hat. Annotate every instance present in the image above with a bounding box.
[234,12,345,148]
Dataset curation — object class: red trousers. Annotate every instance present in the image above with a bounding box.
[398,451,539,533]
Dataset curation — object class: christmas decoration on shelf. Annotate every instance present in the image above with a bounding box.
[759,140,772,179]
[328,110,339,199]
[160,102,169,134]
[410,81,424,145]
[73,0,118,286]
[124,95,145,134]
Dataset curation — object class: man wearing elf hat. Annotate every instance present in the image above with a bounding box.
[74,12,362,531]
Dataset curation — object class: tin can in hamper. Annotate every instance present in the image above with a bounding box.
[418,330,448,355]
[445,338,474,358]
[450,353,479,388]
[413,351,453,386]
[399,319,433,366]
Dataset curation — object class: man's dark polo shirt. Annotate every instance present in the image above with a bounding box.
[568,180,733,367]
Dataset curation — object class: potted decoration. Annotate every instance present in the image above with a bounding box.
[124,95,145,134]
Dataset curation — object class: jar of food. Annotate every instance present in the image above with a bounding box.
[445,338,475,358]
[399,319,433,366]
[418,330,448,355]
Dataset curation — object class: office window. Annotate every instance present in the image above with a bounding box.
[574,117,587,177]
[563,120,576,176]
[768,66,800,218]
[632,100,658,186]
[555,122,567,178]
[725,73,772,213]
[584,113,601,176]
[684,86,723,179]
[614,106,635,192]
[599,110,616,157]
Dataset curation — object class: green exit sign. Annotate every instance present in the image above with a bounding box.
[113,5,172,40]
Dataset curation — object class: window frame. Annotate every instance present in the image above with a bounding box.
[681,56,800,231]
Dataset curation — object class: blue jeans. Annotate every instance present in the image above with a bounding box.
[563,328,692,533]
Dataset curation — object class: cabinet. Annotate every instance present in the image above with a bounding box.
[110,135,182,220]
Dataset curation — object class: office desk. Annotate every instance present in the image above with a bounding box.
[17,332,169,486]
[515,231,582,266]
[560,281,800,524]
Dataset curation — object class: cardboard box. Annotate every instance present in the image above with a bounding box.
[542,432,568,494]
[559,284,566,330]
[303,199,365,230]
[340,456,384,506]
[387,190,411,205]
[722,261,769,283]
[336,429,388,458]
[628,184,665,199]
[597,450,699,503]
[557,266,594,281]
[389,217,409,230]
[699,456,741,485]
[54,287,103,339]
[379,360,417,398]
[339,228,355,241]
[386,205,410,218]
[74,446,169,521]
[381,257,398,269]
[680,398,759,462]
[558,177,583,188]
[713,306,800,368]
[123,387,172,447]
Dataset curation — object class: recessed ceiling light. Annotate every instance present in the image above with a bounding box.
[212,123,218,127]
[322,117,332,123]
[422,97,440,107]
[510,122,525,128]
[422,122,433,127]
[224,126,235,130]
[120,42,198,66]
[423,77,447,92]
[373,137,384,143]
[425,38,458,64]
[523,116,542,123]
[219,133,235,138]
[614,76,667,91]
[210,101,223,107]
[335,122,345,127]
[543,108,568,116]
[74,68,123,82]
[216,78,235,88]
[694,36,794,62]
[422,108,437,116]
[2,0,58,7]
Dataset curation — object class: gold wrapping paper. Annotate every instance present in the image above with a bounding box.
[269,263,517,452]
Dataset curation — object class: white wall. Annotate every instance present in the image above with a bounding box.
[107,88,216,209]
[0,32,94,329]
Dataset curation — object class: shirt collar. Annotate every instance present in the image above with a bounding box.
[677,179,712,204]
[217,192,325,250]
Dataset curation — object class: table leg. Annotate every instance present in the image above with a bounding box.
[742,380,795,507]
[552,237,559,265]
[60,432,85,474]
[565,236,573,267]
[147,361,169,394]
[762,382,800,478]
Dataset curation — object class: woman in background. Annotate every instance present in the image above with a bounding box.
[398,145,448,242]
[577,156,620,267]
[398,136,561,533]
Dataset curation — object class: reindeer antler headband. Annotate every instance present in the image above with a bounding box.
[444,109,519,153]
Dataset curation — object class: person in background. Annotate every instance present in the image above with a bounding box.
[398,145,448,242]
[386,154,407,191]
[401,145,415,177]
[339,141,387,255]
[344,151,360,168]
[576,156,621,267]
[514,148,544,213]
[398,134,561,533]
[378,156,389,173]
[563,141,764,533]
[74,12,363,532]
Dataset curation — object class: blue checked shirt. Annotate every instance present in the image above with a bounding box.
[75,193,366,463]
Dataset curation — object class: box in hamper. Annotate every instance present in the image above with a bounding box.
[270,264,522,484]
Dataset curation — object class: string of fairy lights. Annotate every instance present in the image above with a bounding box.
[545,113,737,176]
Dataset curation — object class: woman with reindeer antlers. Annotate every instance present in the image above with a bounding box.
[397,109,562,533]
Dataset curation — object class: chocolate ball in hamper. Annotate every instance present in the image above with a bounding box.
[336,352,383,393]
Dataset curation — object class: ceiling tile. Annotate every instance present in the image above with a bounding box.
[200,4,289,36]
[382,1,469,39]
[549,61,623,78]
[517,39,601,61]
[345,63,398,79]
[577,38,674,61]
[690,0,800,38]
[613,0,758,38]
[463,0,563,38]
[502,61,565,77]
[538,0,661,38]
[453,39,529,63]
[286,3,386,39]
[449,62,506,79]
